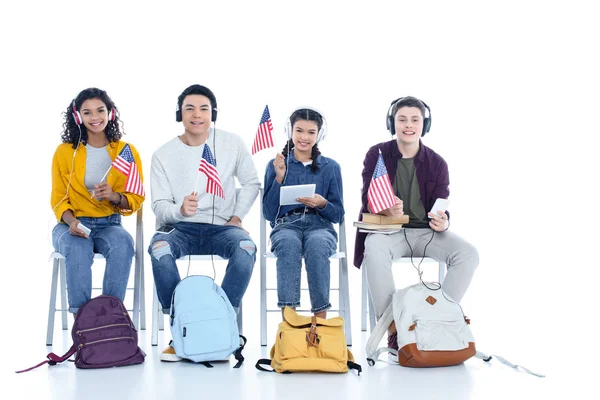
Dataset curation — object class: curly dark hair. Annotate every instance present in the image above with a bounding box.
[281,108,324,173]
[61,88,124,148]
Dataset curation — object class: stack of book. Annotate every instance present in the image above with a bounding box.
[353,213,409,233]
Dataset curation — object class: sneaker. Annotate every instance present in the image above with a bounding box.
[160,345,182,362]
[387,332,399,364]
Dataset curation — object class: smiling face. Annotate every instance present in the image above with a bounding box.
[394,106,424,145]
[80,98,109,135]
[291,119,319,159]
[181,94,213,137]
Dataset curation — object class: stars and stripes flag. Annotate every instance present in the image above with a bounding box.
[367,149,396,214]
[112,144,145,196]
[251,105,274,155]
[199,145,225,198]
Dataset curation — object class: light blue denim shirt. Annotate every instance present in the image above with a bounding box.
[262,152,344,227]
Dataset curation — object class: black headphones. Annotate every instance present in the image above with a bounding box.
[176,84,218,123]
[386,97,432,136]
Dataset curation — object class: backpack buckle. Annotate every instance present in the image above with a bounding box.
[306,316,320,347]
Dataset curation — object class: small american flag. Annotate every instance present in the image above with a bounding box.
[367,150,396,214]
[112,144,145,196]
[251,105,274,155]
[199,145,225,198]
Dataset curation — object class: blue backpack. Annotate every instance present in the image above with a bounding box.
[170,275,246,367]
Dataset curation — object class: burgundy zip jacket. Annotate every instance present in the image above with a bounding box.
[354,139,450,268]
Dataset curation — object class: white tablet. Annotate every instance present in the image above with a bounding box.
[279,184,317,206]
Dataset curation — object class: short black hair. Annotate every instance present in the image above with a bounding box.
[177,84,217,111]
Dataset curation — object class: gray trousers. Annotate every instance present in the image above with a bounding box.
[363,228,479,318]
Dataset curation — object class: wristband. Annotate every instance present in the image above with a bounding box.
[112,192,124,207]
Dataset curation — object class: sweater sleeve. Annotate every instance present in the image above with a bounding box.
[150,152,186,225]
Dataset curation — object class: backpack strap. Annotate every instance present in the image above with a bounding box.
[475,350,545,378]
[347,361,362,375]
[15,344,77,374]
[233,335,247,369]
[365,299,394,365]
[255,358,275,372]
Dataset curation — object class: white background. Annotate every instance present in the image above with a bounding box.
[1,0,598,395]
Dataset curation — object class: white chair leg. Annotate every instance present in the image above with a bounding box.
[59,259,68,330]
[260,196,268,346]
[339,258,352,346]
[361,265,368,331]
[368,284,376,333]
[151,284,160,346]
[139,255,146,330]
[46,259,60,346]
[132,255,141,330]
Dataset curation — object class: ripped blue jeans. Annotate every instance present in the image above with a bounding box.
[148,222,256,313]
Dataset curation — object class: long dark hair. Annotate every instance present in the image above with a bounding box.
[61,88,124,148]
[282,108,323,172]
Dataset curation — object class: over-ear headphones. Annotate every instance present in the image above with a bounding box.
[386,97,432,136]
[175,84,218,123]
[72,100,82,125]
[284,106,328,143]
[71,99,115,125]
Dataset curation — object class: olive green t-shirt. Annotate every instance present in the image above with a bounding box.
[393,157,429,228]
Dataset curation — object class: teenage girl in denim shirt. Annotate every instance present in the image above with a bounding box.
[263,108,344,319]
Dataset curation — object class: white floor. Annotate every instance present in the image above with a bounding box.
[4,258,579,400]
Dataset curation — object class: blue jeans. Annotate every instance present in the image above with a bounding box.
[270,214,337,313]
[149,222,256,313]
[52,214,134,313]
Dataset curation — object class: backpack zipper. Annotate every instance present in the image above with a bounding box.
[76,323,132,335]
[78,336,134,347]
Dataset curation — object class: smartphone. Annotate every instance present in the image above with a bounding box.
[157,224,175,234]
[77,222,91,236]
[429,198,450,218]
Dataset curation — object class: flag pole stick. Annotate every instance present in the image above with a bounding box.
[90,166,113,198]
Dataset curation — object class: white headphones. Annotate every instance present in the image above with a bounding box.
[283,106,328,143]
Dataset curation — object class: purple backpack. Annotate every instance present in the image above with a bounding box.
[17,295,145,373]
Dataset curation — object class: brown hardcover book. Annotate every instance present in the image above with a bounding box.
[361,213,409,225]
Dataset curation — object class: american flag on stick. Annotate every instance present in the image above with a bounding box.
[199,145,225,198]
[251,105,274,155]
[367,149,395,214]
[112,144,145,196]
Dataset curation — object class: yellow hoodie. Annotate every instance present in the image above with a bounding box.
[51,140,145,221]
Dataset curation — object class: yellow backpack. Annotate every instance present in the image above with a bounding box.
[255,307,361,374]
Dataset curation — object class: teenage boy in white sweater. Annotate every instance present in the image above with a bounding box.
[149,84,260,361]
